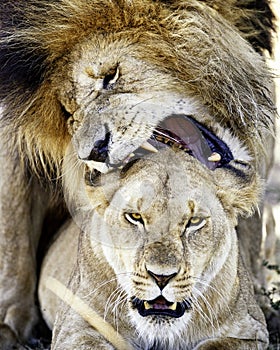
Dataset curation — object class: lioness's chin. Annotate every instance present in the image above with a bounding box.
[129,308,191,347]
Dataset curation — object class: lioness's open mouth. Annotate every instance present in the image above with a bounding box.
[131,296,191,318]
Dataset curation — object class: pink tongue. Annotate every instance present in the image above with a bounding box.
[151,296,170,310]
[162,116,216,170]
[153,303,169,310]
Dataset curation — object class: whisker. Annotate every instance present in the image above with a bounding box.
[83,272,132,299]
[192,286,221,336]
[190,295,211,326]
[129,96,156,110]
[190,292,216,334]
[192,277,233,319]
[111,290,128,331]
[61,156,82,179]
[104,285,125,320]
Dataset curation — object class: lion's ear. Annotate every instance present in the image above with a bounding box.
[214,160,263,219]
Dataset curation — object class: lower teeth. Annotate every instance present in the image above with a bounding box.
[143,301,177,311]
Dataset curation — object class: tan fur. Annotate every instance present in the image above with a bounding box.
[0,0,275,172]
[39,149,268,349]
[0,0,275,347]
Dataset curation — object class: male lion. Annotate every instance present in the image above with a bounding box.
[39,148,268,349]
[0,0,276,348]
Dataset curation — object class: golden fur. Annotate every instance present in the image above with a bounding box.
[39,149,268,349]
[0,0,275,347]
[0,0,275,171]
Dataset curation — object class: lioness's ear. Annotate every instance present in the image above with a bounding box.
[214,160,263,218]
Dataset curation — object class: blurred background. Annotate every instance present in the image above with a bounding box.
[267,0,280,266]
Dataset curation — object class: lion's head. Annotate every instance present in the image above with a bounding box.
[0,0,275,177]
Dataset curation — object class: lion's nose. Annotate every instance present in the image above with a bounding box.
[147,270,177,290]
[87,132,111,162]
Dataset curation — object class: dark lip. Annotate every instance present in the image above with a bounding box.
[131,296,191,319]
[109,114,233,170]
[151,115,233,170]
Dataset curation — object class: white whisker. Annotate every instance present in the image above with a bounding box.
[192,286,221,337]
[190,293,216,335]
[83,271,132,299]
[104,285,128,317]
[193,277,233,320]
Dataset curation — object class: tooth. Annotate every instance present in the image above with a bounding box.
[169,302,177,311]
[129,153,135,158]
[144,301,152,310]
[84,160,110,173]
[140,141,158,153]
[208,152,221,162]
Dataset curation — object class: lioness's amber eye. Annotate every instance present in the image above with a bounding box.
[190,217,203,225]
[131,213,141,220]
[125,213,144,226]
[186,217,206,231]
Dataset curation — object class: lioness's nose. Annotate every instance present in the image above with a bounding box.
[147,270,177,290]
[87,132,111,162]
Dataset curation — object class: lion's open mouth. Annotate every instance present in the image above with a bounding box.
[85,114,234,178]
[131,296,191,318]
[139,115,233,171]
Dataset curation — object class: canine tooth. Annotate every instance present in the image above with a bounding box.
[129,153,135,158]
[140,141,158,153]
[169,302,177,311]
[85,160,110,173]
[208,152,221,162]
[144,301,152,310]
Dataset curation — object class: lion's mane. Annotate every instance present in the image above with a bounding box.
[0,0,275,175]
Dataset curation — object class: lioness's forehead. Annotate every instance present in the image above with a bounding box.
[116,151,217,207]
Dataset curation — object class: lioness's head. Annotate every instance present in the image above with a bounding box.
[66,148,261,346]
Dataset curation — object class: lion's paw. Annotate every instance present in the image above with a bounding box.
[0,299,38,349]
[0,323,27,350]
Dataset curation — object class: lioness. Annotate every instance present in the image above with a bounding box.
[0,0,275,347]
[39,149,268,349]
